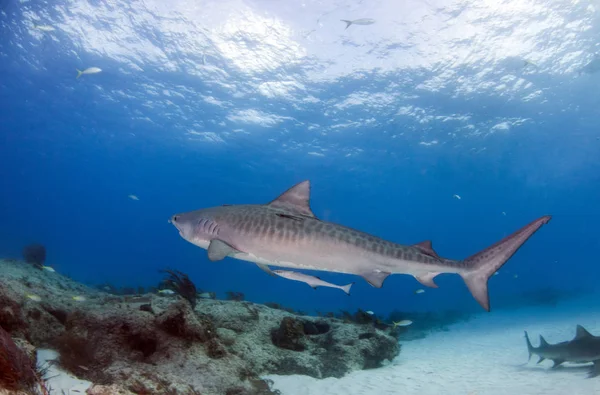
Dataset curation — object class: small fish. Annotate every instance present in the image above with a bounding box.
[198,292,215,299]
[273,270,354,295]
[502,212,507,216]
[26,294,42,302]
[393,320,413,327]
[34,24,55,32]
[453,194,462,200]
[128,194,139,201]
[340,18,375,30]
[365,310,374,315]
[158,289,176,295]
[41,265,56,273]
[72,295,87,302]
[76,67,102,79]
[414,289,425,294]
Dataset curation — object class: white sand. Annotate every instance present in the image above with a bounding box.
[265,297,600,395]
[37,349,92,394]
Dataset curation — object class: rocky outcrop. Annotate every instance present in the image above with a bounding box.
[0,259,401,394]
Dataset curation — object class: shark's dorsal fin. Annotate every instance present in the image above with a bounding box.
[268,180,316,218]
[539,335,549,347]
[575,325,593,340]
[413,240,441,260]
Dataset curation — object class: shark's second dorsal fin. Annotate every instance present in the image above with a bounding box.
[575,325,593,340]
[268,180,316,218]
[412,240,441,260]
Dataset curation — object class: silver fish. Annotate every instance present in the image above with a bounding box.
[273,270,354,295]
[170,180,551,311]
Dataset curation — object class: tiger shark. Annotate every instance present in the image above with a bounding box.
[170,180,551,311]
[525,325,600,378]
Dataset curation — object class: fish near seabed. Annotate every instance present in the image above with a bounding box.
[169,180,551,311]
[340,18,375,29]
[525,325,600,378]
[273,269,354,295]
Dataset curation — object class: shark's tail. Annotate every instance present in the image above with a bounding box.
[524,331,534,361]
[76,69,83,79]
[340,20,353,29]
[459,215,551,311]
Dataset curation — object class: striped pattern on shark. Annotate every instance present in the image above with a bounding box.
[170,180,551,311]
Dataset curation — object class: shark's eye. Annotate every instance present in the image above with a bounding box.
[172,215,180,222]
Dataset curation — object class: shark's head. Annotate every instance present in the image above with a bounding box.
[169,208,223,249]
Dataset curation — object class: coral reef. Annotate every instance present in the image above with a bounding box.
[0,258,400,394]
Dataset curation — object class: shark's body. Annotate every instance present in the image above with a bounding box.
[170,180,551,311]
[525,325,600,377]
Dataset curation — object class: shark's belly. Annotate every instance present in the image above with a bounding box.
[221,225,409,274]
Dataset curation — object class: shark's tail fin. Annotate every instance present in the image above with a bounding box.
[459,216,551,311]
[341,282,355,295]
[524,331,534,361]
[76,69,83,79]
[340,20,353,29]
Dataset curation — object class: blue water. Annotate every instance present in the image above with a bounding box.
[1,0,600,319]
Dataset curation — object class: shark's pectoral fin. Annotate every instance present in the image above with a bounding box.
[207,240,240,261]
[360,270,391,288]
[551,359,565,368]
[256,263,275,276]
[415,272,440,288]
[588,361,600,378]
[536,356,546,364]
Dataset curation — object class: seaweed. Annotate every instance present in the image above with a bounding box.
[22,243,46,269]
[226,291,245,301]
[160,269,198,309]
[0,326,47,394]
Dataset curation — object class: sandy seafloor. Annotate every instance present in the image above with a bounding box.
[265,294,600,395]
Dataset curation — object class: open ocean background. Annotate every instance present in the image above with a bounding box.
[1,0,600,318]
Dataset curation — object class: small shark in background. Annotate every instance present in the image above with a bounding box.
[170,180,551,311]
[525,325,600,377]
[273,269,354,295]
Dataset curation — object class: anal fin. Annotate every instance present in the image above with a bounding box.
[415,272,440,288]
[360,270,391,288]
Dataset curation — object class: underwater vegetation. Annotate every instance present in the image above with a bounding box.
[160,269,198,309]
[0,325,48,394]
[226,291,245,301]
[21,243,46,269]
